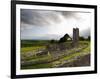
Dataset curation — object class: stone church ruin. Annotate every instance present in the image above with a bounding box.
[72,28,79,47]
[35,28,79,56]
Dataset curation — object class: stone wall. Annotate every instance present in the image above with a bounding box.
[73,28,79,47]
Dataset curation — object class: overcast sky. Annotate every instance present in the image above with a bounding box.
[21,9,91,40]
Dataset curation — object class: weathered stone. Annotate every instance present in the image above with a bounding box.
[72,28,79,47]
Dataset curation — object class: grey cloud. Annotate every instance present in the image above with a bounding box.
[60,11,76,18]
[21,9,81,27]
[80,28,90,38]
[21,9,62,26]
[61,11,90,19]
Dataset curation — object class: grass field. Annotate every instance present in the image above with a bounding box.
[21,40,90,69]
[21,46,46,53]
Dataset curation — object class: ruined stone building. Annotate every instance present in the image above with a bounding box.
[73,28,79,47]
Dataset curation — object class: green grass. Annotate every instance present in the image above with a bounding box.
[21,55,53,69]
[21,40,50,47]
[29,55,52,62]
[21,40,90,69]
[22,62,52,69]
[52,43,90,65]
[22,54,50,61]
[21,46,46,53]
[22,45,90,69]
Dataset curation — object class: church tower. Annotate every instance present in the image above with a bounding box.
[73,28,79,47]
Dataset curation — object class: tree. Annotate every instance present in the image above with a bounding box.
[87,36,90,41]
[79,36,85,41]
[50,39,56,43]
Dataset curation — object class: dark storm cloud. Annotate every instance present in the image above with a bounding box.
[60,11,90,19]
[60,11,76,18]
[21,9,62,26]
[21,9,49,26]
[21,9,81,27]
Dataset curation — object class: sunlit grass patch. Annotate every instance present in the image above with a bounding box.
[21,46,46,53]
